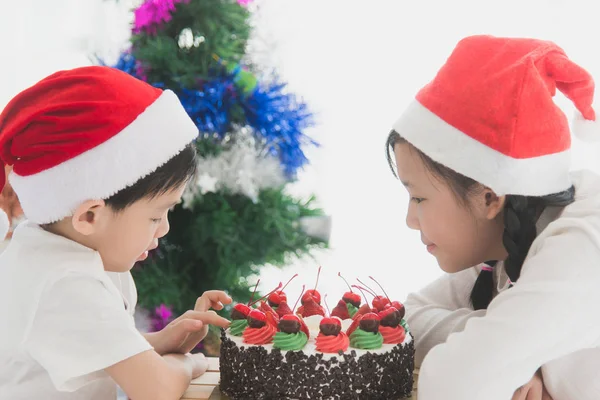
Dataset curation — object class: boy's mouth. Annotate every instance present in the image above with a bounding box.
[137,242,158,261]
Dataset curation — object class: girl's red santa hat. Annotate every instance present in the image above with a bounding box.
[393,35,599,197]
[0,66,198,238]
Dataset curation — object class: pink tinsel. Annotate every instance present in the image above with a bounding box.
[134,0,191,35]
[151,304,174,331]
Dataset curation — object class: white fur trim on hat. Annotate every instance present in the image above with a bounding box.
[393,100,572,197]
[9,90,198,224]
[572,110,600,142]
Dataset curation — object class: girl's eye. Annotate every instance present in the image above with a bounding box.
[151,218,162,223]
[411,197,425,204]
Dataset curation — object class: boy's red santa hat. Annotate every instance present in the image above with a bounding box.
[0,66,198,237]
[393,35,599,197]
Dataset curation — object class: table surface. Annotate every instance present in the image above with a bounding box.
[181,358,418,399]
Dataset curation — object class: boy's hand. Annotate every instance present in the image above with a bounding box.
[148,291,231,355]
[188,352,209,379]
[191,290,233,343]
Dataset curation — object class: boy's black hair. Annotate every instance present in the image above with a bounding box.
[105,143,197,211]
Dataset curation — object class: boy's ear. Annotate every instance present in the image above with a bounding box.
[71,200,108,236]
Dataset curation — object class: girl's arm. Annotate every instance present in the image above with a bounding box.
[417,223,600,400]
[405,265,486,366]
[106,350,208,400]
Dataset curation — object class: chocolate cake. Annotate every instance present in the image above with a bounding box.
[220,314,415,399]
[219,271,416,399]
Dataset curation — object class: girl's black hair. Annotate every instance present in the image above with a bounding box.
[105,143,198,211]
[386,131,575,310]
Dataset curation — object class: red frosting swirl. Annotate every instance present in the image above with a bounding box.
[315,332,349,353]
[243,324,277,345]
[379,325,406,345]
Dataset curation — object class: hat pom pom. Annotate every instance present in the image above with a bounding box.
[572,111,600,142]
[0,210,10,241]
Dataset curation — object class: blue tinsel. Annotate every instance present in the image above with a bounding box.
[102,52,141,79]
[106,52,315,177]
[177,77,237,136]
[242,81,316,178]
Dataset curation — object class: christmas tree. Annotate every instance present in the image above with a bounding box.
[104,0,327,342]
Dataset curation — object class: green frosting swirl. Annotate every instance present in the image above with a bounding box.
[346,302,358,317]
[400,319,410,333]
[229,319,248,336]
[273,331,308,351]
[350,328,383,350]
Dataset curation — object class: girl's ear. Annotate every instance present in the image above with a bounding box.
[483,190,505,220]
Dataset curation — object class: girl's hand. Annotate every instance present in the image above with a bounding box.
[512,369,553,400]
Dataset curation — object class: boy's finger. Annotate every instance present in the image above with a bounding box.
[174,310,231,328]
[195,291,232,311]
[198,312,231,328]
[175,318,204,333]
[211,301,224,310]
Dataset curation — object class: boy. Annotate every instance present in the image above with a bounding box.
[0,66,231,399]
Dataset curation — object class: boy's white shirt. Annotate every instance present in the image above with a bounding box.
[406,170,600,400]
[0,222,152,400]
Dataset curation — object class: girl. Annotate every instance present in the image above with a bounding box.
[387,35,600,400]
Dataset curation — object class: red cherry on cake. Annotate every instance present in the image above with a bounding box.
[342,292,361,308]
[302,266,323,304]
[359,312,381,333]
[278,314,301,334]
[268,290,287,307]
[337,272,361,308]
[232,279,264,321]
[372,295,390,311]
[384,301,406,320]
[267,274,298,307]
[248,309,267,328]
[320,316,342,336]
[302,289,321,304]
[379,306,402,328]
[231,303,251,320]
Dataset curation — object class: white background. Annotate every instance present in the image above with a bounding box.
[2,0,600,307]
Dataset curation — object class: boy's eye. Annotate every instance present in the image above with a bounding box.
[411,197,425,204]
[151,218,162,223]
